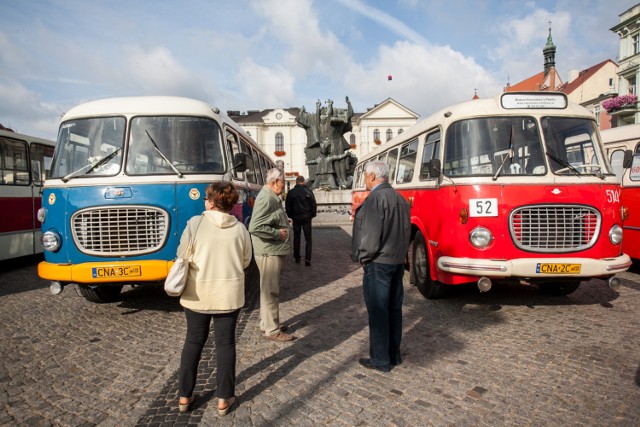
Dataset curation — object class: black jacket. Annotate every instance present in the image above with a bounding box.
[351,182,411,265]
[285,184,317,223]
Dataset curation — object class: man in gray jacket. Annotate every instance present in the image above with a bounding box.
[249,168,295,342]
[351,161,411,372]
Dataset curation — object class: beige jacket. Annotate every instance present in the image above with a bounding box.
[179,210,252,311]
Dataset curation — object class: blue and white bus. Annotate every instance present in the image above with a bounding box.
[38,96,274,302]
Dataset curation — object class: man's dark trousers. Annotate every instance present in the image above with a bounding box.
[293,220,312,262]
[362,262,404,369]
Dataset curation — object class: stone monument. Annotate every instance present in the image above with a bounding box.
[296,97,358,190]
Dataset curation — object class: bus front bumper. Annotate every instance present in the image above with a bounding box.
[437,254,632,278]
[38,260,172,284]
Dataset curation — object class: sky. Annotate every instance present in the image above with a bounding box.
[0,0,637,140]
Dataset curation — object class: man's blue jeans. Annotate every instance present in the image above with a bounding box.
[362,262,404,369]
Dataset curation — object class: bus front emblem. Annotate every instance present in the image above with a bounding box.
[189,188,200,200]
[48,193,56,205]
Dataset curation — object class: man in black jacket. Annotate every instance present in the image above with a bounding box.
[285,175,317,266]
[351,161,411,372]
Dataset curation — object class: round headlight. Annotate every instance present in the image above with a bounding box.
[469,226,493,248]
[609,224,623,245]
[37,207,46,223]
[41,230,61,252]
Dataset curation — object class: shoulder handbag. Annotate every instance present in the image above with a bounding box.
[164,216,203,297]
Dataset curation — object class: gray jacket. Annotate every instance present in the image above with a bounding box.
[248,186,292,257]
[351,182,411,265]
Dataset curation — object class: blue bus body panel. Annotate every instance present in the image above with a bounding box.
[41,182,210,264]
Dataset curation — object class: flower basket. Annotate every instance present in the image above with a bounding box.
[350,143,356,149]
[603,95,637,113]
[373,139,381,145]
[274,150,286,157]
[285,171,299,177]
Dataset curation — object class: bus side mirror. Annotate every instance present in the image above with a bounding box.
[31,160,42,185]
[623,150,633,168]
[429,159,441,178]
[233,152,247,173]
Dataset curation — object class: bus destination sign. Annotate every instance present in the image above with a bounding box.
[501,93,567,109]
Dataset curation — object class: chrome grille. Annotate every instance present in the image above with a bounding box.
[509,205,600,253]
[72,206,169,256]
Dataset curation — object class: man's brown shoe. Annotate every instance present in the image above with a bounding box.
[265,331,295,342]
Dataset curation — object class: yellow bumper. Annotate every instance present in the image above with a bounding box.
[38,260,172,283]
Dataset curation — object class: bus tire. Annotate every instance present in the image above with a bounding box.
[413,231,446,299]
[77,284,123,303]
[538,281,581,296]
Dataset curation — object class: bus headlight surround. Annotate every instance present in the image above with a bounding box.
[469,227,493,248]
[609,224,623,245]
[41,230,61,252]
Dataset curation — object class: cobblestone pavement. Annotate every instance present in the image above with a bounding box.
[1,226,639,426]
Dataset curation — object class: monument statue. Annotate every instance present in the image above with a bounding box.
[296,96,357,190]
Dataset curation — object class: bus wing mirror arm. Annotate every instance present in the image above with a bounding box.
[428,159,441,178]
[623,149,633,168]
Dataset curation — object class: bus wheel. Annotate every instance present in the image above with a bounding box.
[413,231,446,299]
[538,281,581,296]
[77,285,123,303]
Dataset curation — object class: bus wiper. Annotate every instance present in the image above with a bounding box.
[62,148,122,183]
[145,130,183,178]
[545,152,581,177]
[492,127,514,181]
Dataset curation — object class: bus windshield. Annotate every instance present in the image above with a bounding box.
[541,117,611,176]
[443,116,611,178]
[126,116,224,175]
[444,116,545,177]
[51,117,125,179]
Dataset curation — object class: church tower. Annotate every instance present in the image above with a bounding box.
[543,23,556,76]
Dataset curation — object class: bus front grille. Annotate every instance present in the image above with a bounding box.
[509,205,600,253]
[72,206,169,256]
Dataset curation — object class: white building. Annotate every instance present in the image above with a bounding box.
[228,98,419,187]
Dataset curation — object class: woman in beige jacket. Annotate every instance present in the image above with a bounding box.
[177,181,252,416]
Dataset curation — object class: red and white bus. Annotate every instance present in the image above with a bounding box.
[602,123,640,262]
[352,92,631,298]
[0,129,55,260]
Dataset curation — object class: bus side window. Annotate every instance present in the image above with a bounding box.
[240,140,257,184]
[420,130,440,180]
[396,139,418,184]
[387,148,398,183]
[258,154,268,185]
[0,137,29,186]
[225,131,243,179]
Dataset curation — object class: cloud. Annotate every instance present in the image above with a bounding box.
[235,58,296,108]
[344,41,501,117]
[0,80,62,138]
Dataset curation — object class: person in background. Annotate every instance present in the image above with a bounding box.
[351,161,411,373]
[249,168,296,342]
[285,175,317,266]
[177,182,252,416]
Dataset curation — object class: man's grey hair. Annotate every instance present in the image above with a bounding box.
[265,167,284,184]
[365,160,390,181]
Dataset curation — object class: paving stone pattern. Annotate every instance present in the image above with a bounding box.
[1,227,639,426]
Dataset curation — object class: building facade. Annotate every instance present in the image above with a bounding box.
[609,2,640,126]
[228,98,419,186]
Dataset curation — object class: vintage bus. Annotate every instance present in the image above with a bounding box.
[0,129,55,260]
[602,123,640,261]
[38,96,275,303]
[352,92,631,298]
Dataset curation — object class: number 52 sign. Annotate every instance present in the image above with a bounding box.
[469,198,498,217]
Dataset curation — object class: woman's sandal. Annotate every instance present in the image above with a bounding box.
[179,396,194,412]
[217,396,236,416]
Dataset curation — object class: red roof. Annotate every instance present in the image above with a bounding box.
[558,59,616,94]
[505,71,546,92]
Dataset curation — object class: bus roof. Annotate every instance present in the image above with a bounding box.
[0,128,55,146]
[63,96,225,120]
[357,92,593,164]
[600,123,640,144]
